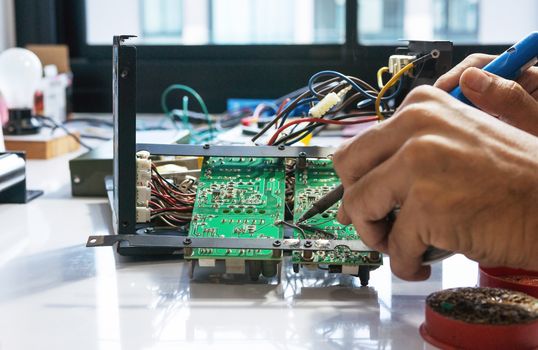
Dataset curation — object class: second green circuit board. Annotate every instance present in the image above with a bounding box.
[292,159,382,269]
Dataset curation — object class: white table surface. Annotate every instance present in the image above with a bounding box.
[0,131,479,350]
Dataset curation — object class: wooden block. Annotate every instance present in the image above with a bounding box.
[26,44,71,74]
[4,131,80,159]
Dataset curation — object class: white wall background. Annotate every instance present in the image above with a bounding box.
[479,0,538,44]
[85,0,141,45]
[0,0,15,51]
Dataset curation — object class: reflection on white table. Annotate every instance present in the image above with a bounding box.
[0,130,478,350]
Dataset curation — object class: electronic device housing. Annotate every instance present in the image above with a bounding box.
[87,36,453,286]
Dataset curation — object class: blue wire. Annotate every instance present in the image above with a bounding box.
[308,70,402,101]
[354,79,403,109]
[278,71,405,146]
[260,103,279,114]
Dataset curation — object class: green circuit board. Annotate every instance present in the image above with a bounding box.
[292,159,382,267]
[187,156,285,260]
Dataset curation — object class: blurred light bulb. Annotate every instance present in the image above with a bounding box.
[0,48,43,109]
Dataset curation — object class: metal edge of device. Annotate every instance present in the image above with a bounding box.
[87,235,374,253]
[87,234,450,266]
[136,143,337,158]
[113,35,137,237]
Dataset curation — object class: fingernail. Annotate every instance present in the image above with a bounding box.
[463,68,492,93]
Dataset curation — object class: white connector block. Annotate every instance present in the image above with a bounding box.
[309,92,340,118]
[135,151,152,222]
[337,85,352,99]
[136,158,151,172]
[136,207,151,223]
[136,157,152,186]
[388,55,416,75]
[136,170,151,186]
[198,259,216,267]
[136,150,150,160]
[136,186,151,206]
[342,265,360,275]
[225,259,246,274]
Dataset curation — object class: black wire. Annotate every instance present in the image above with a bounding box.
[273,81,339,106]
[273,111,384,146]
[65,116,171,132]
[150,208,193,215]
[63,118,114,127]
[152,164,189,195]
[277,220,306,239]
[217,108,252,129]
[269,53,435,146]
[39,116,93,151]
[251,77,341,142]
[79,134,111,141]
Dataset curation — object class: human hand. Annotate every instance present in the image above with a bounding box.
[435,53,538,136]
[333,85,538,281]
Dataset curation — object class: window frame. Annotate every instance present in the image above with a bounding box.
[14,0,509,113]
[70,0,356,61]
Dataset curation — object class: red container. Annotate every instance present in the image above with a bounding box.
[479,266,538,298]
[420,303,538,350]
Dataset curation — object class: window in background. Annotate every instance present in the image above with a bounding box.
[140,0,183,44]
[358,0,404,44]
[358,0,538,44]
[85,0,345,45]
[433,0,478,42]
[210,0,345,44]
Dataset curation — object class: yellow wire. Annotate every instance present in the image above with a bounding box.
[375,62,415,120]
[376,66,389,89]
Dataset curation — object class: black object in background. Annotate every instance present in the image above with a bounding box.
[3,109,41,135]
[0,152,43,203]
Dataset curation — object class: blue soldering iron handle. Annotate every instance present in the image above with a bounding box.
[450,31,538,105]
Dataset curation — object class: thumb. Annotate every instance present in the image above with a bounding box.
[336,202,352,225]
[460,67,538,135]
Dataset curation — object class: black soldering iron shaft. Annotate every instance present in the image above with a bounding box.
[297,184,344,223]
[296,184,454,265]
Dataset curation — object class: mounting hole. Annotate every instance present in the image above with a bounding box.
[321,213,329,218]
[431,49,440,59]
[122,221,129,228]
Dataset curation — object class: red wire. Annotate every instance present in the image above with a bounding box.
[151,190,193,208]
[152,207,193,213]
[275,98,291,128]
[149,200,163,208]
[267,116,378,145]
[151,174,196,200]
[148,166,196,225]
[151,164,196,197]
